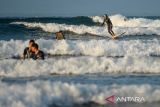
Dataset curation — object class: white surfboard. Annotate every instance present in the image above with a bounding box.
[112,32,126,39]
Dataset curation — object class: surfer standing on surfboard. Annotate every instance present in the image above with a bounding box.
[102,14,116,39]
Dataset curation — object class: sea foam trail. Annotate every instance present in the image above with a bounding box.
[11,14,160,36]
[0,39,160,58]
[0,81,160,107]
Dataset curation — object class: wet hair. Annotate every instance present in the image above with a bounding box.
[32,43,39,50]
[104,14,108,18]
[29,39,35,44]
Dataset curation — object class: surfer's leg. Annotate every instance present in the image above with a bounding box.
[108,27,112,35]
[108,30,113,36]
[111,30,115,36]
[108,29,116,39]
[108,29,115,37]
[108,26,115,37]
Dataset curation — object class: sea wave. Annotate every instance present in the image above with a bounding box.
[0,81,160,107]
[0,55,160,77]
[11,14,160,36]
[91,14,160,27]
[0,39,159,58]
[0,39,160,77]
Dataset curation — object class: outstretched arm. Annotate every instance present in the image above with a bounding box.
[101,20,105,26]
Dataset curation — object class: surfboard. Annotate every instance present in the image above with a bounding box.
[112,32,126,39]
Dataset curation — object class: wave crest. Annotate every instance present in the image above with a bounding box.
[0,81,160,107]
[91,14,160,27]
[11,14,160,36]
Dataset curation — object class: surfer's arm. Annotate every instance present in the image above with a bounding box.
[101,21,105,26]
[101,19,106,26]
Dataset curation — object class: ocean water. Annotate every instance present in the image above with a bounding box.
[0,14,160,107]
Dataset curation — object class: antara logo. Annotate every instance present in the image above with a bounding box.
[105,95,115,104]
[105,95,145,104]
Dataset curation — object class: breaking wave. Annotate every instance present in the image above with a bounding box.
[0,81,160,107]
[0,56,160,77]
[91,14,160,27]
[11,14,160,36]
[1,14,160,107]
[0,39,160,77]
[0,39,160,58]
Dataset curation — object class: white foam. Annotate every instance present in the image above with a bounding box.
[0,81,160,107]
[91,14,160,27]
[0,39,27,58]
[0,55,160,77]
[11,21,109,36]
[0,39,160,77]
[0,39,160,58]
[11,14,160,36]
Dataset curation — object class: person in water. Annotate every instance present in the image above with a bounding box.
[23,39,35,59]
[31,43,45,60]
[102,14,116,39]
[55,31,65,40]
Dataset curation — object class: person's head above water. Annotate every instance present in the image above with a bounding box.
[31,43,39,53]
[29,39,35,49]
[29,39,35,43]
[104,14,109,19]
[104,14,108,17]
